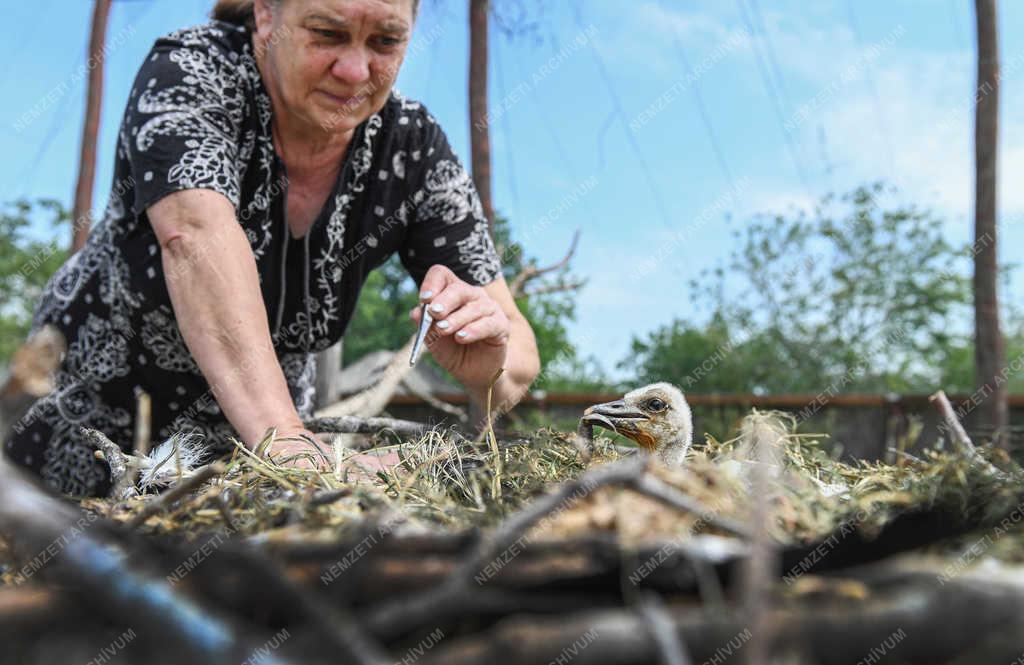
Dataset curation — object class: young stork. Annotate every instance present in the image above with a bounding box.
[581,382,693,467]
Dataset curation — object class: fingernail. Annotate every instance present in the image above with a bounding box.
[430,303,444,313]
[421,290,433,299]
[437,320,450,329]
[456,330,469,339]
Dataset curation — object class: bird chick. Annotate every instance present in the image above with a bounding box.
[581,382,693,467]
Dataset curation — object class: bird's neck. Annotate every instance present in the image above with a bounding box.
[656,420,693,468]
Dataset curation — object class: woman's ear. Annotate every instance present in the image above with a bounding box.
[252,0,278,42]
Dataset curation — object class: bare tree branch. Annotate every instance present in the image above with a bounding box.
[509,229,581,298]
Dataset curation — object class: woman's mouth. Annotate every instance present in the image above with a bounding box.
[318,90,365,108]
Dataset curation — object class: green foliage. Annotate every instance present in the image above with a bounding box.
[627,183,1024,394]
[0,199,69,362]
[341,254,422,365]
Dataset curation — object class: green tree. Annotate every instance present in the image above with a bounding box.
[0,199,70,362]
[627,184,1023,394]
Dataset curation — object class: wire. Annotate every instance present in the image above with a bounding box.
[15,71,86,202]
[0,0,57,92]
[843,0,896,177]
[568,0,676,234]
[493,34,522,222]
[734,0,811,194]
[671,37,738,192]
[747,0,795,113]
[509,52,601,230]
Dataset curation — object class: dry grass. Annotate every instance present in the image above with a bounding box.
[53,410,1024,561]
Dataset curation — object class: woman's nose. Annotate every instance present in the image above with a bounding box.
[330,48,371,86]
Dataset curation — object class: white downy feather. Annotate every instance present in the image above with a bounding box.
[137,431,207,491]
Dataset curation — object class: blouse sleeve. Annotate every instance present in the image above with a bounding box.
[398,111,503,288]
[123,34,247,216]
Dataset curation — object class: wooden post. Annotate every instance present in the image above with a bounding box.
[315,340,343,411]
[973,0,1007,446]
[468,0,494,231]
[71,0,113,254]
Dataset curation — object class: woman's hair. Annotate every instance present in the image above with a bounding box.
[211,0,264,26]
[211,0,420,26]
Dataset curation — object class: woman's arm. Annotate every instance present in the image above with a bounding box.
[148,189,306,448]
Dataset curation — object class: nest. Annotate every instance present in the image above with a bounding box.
[4,411,1024,664]
[53,411,1021,554]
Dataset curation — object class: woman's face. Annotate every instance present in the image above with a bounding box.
[254,0,415,136]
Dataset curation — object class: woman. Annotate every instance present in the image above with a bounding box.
[4,0,540,496]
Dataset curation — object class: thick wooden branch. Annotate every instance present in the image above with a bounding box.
[413,568,1024,665]
[304,415,431,438]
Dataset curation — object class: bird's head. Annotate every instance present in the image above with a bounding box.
[581,382,693,467]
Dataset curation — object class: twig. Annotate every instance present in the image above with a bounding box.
[509,229,581,298]
[307,488,351,508]
[367,455,650,636]
[637,592,692,665]
[127,463,224,530]
[738,414,784,665]
[930,390,1009,478]
[133,387,152,457]
[931,390,980,456]
[485,368,505,502]
[81,427,135,501]
[522,279,587,297]
[627,474,750,539]
[0,456,293,664]
[315,335,417,419]
[402,376,469,422]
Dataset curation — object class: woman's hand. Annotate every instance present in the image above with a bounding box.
[265,428,332,470]
[267,427,403,478]
[410,265,510,390]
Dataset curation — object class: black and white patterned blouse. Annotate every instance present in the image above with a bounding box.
[4,20,502,496]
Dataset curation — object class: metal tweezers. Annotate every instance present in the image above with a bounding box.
[409,303,434,367]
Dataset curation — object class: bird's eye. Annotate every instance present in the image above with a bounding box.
[646,398,667,412]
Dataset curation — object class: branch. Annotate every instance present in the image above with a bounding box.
[315,335,417,419]
[304,415,431,438]
[930,390,1009,478]
[509,229,580,298]
[366,455,670,638]
[127,462,224,530]
[627,474,751,539]
[0,456,292,664]
[401,376,468,422]
[522,279,586,297]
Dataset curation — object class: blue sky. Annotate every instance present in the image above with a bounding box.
[2,1,1023,378]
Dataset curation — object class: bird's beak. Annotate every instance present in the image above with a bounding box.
[581,399,654,449]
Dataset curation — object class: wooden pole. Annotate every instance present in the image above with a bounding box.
[972,0,1007,446]
[468,0,494,231]
[71,0,113,254]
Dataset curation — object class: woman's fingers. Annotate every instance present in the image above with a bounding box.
[418,264,458,302]
[415,264,510,344]
[268,431,332,469]
[425,281,479,320]
[436,300,509,344]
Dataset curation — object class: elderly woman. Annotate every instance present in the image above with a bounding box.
[5,0,540,496]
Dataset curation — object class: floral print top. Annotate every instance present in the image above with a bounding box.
[4,20,502,496]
